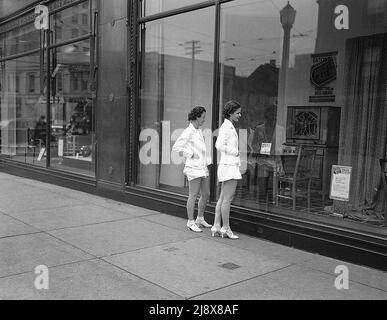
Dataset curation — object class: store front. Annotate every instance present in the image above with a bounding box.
[1,0,386,270]
[0,0,96,176]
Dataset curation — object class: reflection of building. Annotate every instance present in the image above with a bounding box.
[139,52,226,188]
[232,60,278,128]
[139,52,278,188]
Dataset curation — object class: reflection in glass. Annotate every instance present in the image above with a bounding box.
[138,7,215,193]
[50,1,90,43]
[143,0,207,17]
[1,23,40,56]
[0,53,46,167]
[48,39,95,176]
[218,0,322,213]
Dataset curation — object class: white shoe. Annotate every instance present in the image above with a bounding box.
[210,225,221,237]
[195,217,212,228]
[220,227,239,240]
[187,221,202,233]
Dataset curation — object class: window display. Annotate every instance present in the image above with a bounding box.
[0,0,95,175]
[136,0,387,230]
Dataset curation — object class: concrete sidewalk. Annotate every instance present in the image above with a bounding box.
[0,172,385,300]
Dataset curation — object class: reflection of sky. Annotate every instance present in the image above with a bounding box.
[144,0,206,16]
[145,0,318,77]
[221,0,318,76]
[145,7,216,62]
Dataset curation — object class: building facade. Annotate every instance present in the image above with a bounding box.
[0,0,386,270]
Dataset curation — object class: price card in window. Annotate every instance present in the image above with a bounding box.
[260,143,272,155]
[330,165,351,201]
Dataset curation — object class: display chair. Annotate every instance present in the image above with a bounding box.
[276,146,316,210]
[25,128,43,164]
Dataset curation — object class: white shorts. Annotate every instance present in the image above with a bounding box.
[183,166,209,182]
[217,164,242,182]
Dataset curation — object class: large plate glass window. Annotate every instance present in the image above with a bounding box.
[0,53,46,167]
[48,34,95,175]
[137,6,215,193]
[217,0,387,230]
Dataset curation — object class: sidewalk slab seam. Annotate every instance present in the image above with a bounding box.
[104,237,290,298]
[99,258,186,300]
[187,263,297,300]
[0,258,184,300]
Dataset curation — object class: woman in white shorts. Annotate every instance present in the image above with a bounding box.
[172,106,212,232]
[212,100,242,239]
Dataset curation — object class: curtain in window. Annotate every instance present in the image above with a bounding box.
[334,33,387,223]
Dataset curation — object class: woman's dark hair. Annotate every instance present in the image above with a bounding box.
[223,100,241,119]
[188,106,206,121]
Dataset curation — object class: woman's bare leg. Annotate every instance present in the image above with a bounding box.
[197,177,210,218]
[220,179,238,229]
[214,184,224,227]
[187,178,201,221]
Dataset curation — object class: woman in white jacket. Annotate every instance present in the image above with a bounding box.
[172,106,212,232]
[212,100,242,239]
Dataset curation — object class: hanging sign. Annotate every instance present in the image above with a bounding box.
[330,165,351,201]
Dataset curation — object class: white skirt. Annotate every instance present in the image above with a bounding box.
[217,164,242,182]
[183,166,209,182]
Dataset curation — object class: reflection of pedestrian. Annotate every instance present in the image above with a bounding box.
[83,97,93,134]
[212,100,242,240]
[252,105,285,194]
[33,116,47,145]
[172,106,212,232]
[66,115,77,135]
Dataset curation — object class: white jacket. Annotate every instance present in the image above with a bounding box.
[216,119,241,166]
[172,123,210,169]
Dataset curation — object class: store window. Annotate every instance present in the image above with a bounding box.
[137,6,215,193]
[135,0,387,229]
[217,0,386,228]
[49,39,95,176]
[0,53,46,168]
[0,0,96,175]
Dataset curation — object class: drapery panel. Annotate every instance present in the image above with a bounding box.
[335,33,387,222]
